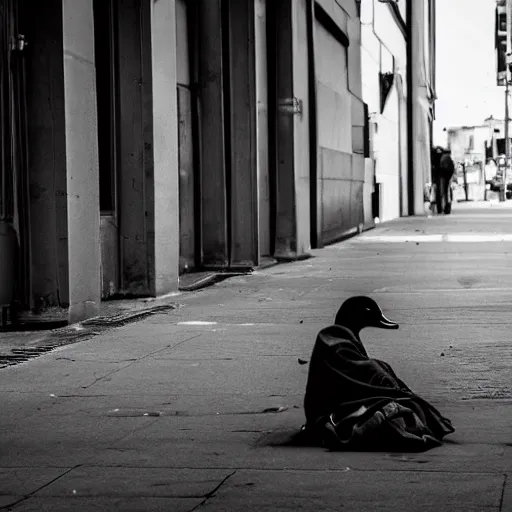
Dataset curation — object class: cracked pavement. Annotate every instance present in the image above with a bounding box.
[0,202,511,511]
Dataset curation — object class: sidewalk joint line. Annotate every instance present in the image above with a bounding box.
[0,464,81,511]
[80,333,203,390]
[57,464,505,475]
[81,363,134,390]
[110,418,160,445]
[189,470,236,511]
[499,473,508,511]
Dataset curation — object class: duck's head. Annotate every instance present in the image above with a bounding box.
[334,296,399,336]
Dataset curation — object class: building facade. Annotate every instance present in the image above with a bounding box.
[0,0,436,326]
[408,0,436,215]
[360,0,408,222]
[446,125,489,164]
[358,0,436,221]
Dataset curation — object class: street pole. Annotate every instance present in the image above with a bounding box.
[505,82,510,201]
[504,0,512,200]
[462,163,469,201]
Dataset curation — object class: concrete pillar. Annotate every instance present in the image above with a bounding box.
[149,0,180,294]
[25,0,100,322]
[272,0,311,260]
[62,0,101,322]
[255,0,271,259]
[116,0,179,296]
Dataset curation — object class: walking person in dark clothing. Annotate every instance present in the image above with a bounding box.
[431,146,443,213]
[432,147,455,214]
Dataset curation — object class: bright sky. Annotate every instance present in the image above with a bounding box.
[434,0,504,145]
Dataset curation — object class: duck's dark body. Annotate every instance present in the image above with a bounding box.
[303,299,454,452]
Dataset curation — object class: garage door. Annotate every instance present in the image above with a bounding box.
[314,15,362,245]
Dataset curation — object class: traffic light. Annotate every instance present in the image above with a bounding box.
[496,0,508,86]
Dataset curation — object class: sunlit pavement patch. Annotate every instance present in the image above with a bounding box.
[357,234,512,243]
[106,408,162,417]
[444,234,512,242]
[356,235,443,243]
[177,321,218,326]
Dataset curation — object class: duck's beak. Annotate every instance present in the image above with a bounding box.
[376,313,399,329]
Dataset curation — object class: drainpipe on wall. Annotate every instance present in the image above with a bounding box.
[306,0,319,248]
[503,0,512,201]
[406,0,414,215]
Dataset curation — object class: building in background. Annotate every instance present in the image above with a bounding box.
[445,116,512,166]
[445,124,489,164]
[0,0,437,327]
[443,117,506,201]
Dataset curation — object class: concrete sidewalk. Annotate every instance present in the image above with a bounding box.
[1,201,511,511]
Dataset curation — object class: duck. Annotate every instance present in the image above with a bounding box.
[301,296,454,450]
[334,295,399,339]
[303,295,401,429]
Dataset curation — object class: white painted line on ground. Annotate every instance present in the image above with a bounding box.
[358,234,512,243]
[176,322,257,326]
[373,287,512,293]
[447,214,512,218]
[357,235,443,242]
[143,291,182,302]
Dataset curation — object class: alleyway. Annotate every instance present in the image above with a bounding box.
[1,202,511,511]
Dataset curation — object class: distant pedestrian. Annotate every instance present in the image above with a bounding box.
[432,147,455,214]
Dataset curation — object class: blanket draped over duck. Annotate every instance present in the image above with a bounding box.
[303,325,455,452]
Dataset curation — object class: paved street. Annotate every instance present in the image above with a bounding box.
[1,201,511,511]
